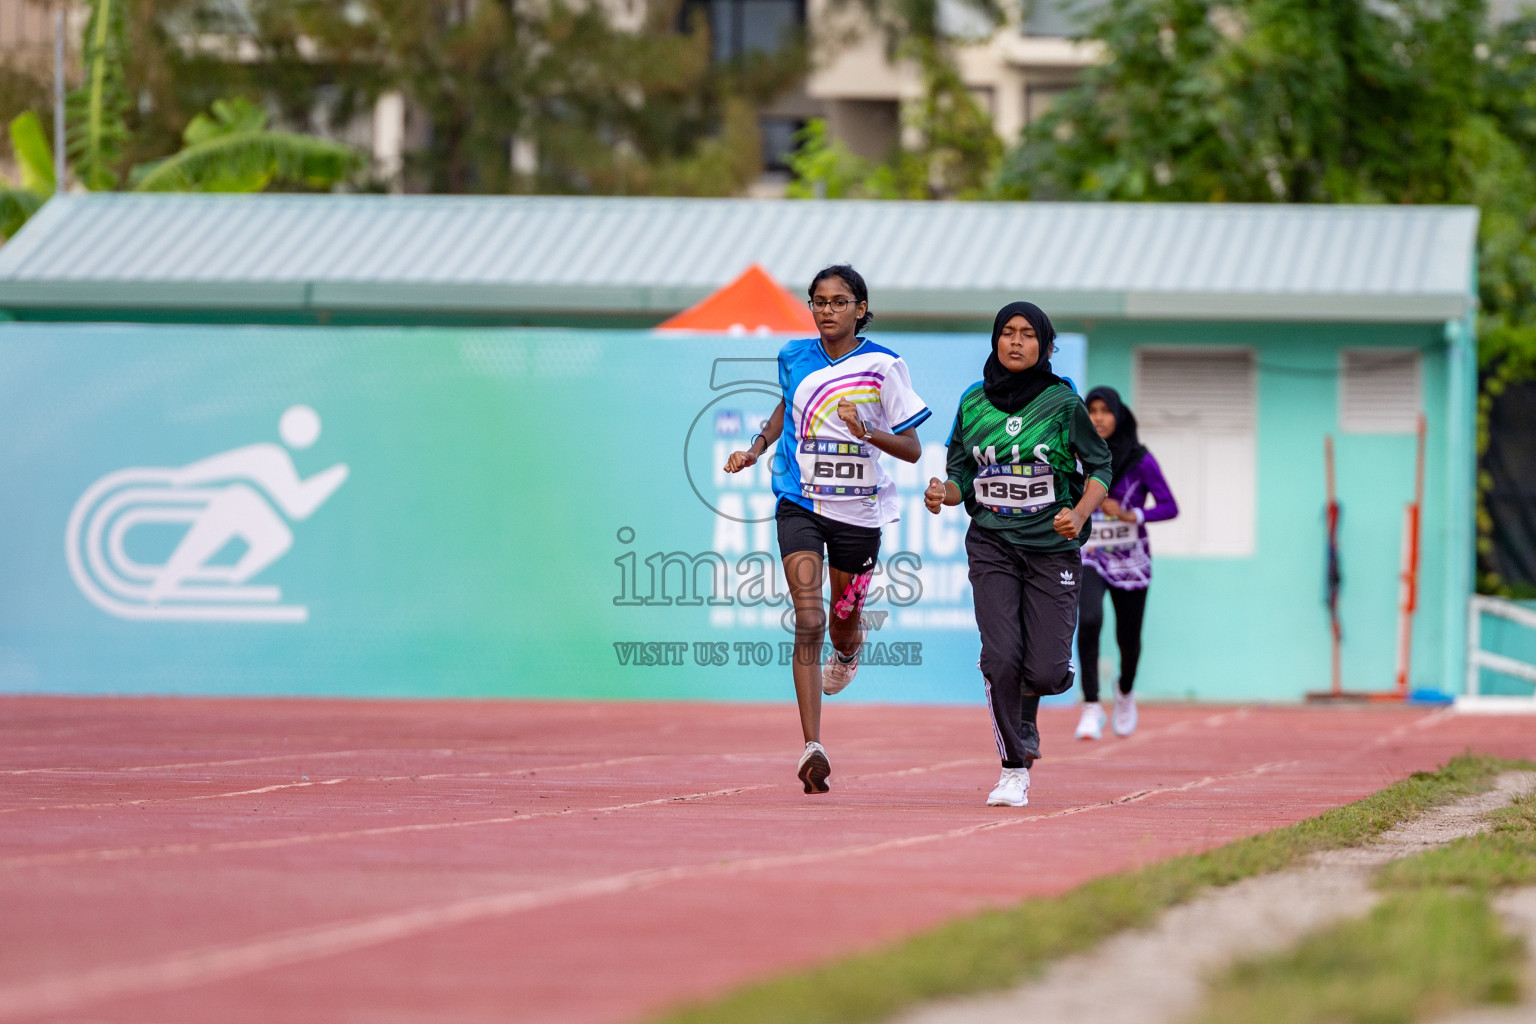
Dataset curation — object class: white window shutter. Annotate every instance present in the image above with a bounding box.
[1134,349,1257,557]
[1339,349,1421,433]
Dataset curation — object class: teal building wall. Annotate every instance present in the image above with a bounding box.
[1072,319,1469,700]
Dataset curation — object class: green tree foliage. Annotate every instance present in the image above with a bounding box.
[1004,0,1495,204]
[251,0,801,195]
[68,0,133,190]
[130,97,363,192]
[786,118,922,198]
[0,112,56,238]
[999,0,1536,592]
[0,1,363,240]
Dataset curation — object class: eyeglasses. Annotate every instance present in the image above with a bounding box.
[808,298,855,313]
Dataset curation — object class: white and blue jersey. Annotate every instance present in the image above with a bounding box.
[773,336,930,529]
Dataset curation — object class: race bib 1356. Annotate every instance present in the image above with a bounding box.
[973,462,1055,517]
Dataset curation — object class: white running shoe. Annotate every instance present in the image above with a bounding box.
[1075,702,1106,740]
[822,648,860,695]
[986,766,1030,807]
[797,741,831,794]
[1113,692,1138,737]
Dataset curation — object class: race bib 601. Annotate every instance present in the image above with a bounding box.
[798,438,876,498]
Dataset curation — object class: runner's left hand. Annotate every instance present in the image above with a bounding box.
[1053,507,1085,539]
[837,398,865,437]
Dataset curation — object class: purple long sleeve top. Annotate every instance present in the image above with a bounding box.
[1080,451,1178,589]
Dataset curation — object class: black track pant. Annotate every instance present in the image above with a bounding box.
[965,524,1081,769]
[1077,564,1149,702]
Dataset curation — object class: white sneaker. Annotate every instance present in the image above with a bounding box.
[986,767,1030,807]
[1075,703,1106,740]
[797,741,831,794]
[822,648,860,695]
[1113,693,1138,737]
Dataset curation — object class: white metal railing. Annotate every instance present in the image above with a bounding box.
[1458,595,1536,712]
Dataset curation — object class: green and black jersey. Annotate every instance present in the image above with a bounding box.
[945,381,1113,552]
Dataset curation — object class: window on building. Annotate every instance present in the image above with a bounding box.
[1134,348,1257,557]
[1339,348,1421,433]
[938,0,995,40]
[968,87,996,117]
[1023,0,1107,36]
[682,0,804,62]
[759,117,803,172]
[1024,85,1070,125]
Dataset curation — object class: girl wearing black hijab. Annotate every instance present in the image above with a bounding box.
[1074,386,1179,740]
[924,302,1112,807]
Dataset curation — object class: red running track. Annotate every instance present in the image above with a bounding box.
[0,697,1532,1024]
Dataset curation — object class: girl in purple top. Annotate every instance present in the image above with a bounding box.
[1075,386,1179,740]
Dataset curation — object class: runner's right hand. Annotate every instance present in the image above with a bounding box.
[924,477,947,514]
[724,450,757,473]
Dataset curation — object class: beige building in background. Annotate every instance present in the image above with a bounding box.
[0,0,57,71]
[735,0,1102,190]
[802,0,1100,162]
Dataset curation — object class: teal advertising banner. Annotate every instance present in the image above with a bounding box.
[0,324,1085,701]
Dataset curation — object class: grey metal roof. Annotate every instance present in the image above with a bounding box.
[0,193,1479,322]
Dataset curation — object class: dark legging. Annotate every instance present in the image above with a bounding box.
[1077,565,1149,702]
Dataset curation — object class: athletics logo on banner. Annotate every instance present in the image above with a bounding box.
[65,406,348,623]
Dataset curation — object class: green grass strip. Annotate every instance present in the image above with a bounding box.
[1186,889,1522,1024]
[1185,770,1536,1024]
[651,754,1519,1024]
[1378,786,1536,891]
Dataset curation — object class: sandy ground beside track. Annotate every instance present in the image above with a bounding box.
[894,772,1536,1024]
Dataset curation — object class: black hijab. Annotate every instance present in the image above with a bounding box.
[1085,385,1148,481]
[983,301,1066,414]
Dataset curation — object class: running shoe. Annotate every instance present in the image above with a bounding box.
[822,648,860,695]
[1113,692,1138,737]
[797,741,831,794]
[1075,702,1106,740]
[986,767,1030,807]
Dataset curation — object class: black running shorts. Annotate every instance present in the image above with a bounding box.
[775,498,882,575]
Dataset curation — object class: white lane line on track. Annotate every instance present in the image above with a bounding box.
[0,759,1292,1022]
[0,746,537,776]
[0,709,1244,866]
[0,750,421,776]
[0,755,663,816]
[0,779,353,815]
[0,705,1249,777]
[0,782,779,870]
[2,747,1003,869]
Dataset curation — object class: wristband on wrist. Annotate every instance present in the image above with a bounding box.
[749,432,766,455]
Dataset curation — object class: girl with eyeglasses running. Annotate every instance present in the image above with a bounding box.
[723,265,930,794]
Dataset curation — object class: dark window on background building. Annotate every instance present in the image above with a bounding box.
[759,117,804,171]
[1025,84,1071,124]
[681,0,805,61]
[1023,0,1105,36]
